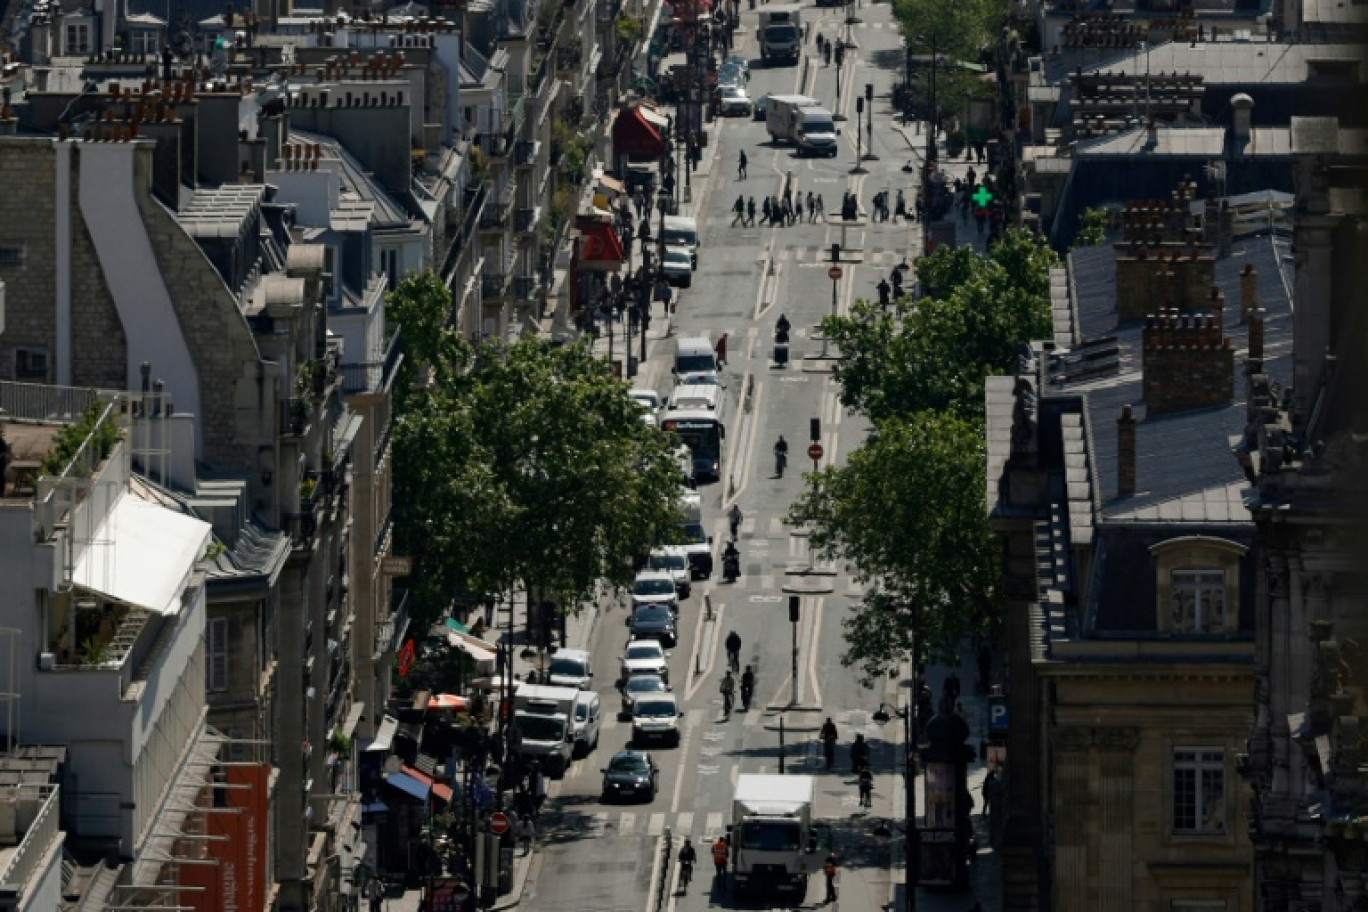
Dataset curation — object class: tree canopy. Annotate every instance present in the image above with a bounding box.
[387,273,683,628]
[820,228,1059,423]
[788,411,999,682]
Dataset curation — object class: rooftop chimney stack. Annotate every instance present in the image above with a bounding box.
[1142,305,1235,415]
[1239,263,1258,321]
[1117,404,1137,497]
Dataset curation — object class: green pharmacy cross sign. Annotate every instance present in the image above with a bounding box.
[972,185,994,208]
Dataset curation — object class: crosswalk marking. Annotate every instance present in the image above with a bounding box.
[647,812,667,836]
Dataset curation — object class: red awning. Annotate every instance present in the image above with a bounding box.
[401,765,435,787]
[580,221,627,266]
[432,782,454,803]
[613,108,665,159]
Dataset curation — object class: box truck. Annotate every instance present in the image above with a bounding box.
[730,774,824,896]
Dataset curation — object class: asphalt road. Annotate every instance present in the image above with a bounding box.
[522,5,921,909]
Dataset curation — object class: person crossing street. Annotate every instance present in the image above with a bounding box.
[731,195,745,226]
[725,630,742,672]
[729,503,743,539]
[737,149,748,179]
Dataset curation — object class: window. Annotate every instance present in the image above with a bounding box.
[382,248,399,288]
[0,243,25,267]
[15,348,48,382]
[130,30,158,56]
[1173,748,1224,834]
[1170,569,1226,633]
[64,22,90,55]
[206,617,228,693]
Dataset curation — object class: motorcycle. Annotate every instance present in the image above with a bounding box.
[722,551,740,582]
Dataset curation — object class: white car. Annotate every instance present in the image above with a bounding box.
[630,389,663,413]
[719,85,753,118]
[648,545,692,600]
[661,246,693,288]
[546,648,594,690]
[620,639,671,684]
[631,692,682,747]
[632,568,681,612]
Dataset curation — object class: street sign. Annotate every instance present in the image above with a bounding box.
[489,811,511,835]
[807,443,824,461]
[382,555,412,576]
[827,266,843,280]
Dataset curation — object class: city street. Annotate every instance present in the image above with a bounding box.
[516,2,1000,910]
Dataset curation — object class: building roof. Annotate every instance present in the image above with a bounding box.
[290,128,412,229]
[178,185,266,239]
[1078,40,1367,86]
[1077,124,1227,158]
[1064,232,1294,522]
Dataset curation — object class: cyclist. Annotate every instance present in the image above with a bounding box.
[740,665,756,711]
[774,435,789,477]
[725,630,742,672]
[819,717,838,770]
[678,837,697,889]
[720,670,736,717]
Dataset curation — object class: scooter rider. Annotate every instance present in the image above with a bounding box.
[722,539,740,581]
[774,435,789,477]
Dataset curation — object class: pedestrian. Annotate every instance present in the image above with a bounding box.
[806,191,816,222]
[981,768,1000,821]
[530,763,547,818]
[824,42,831,66]
[740,664,755,711]
[820,717,838,770]
[517,813,536,855]
[966,166,977,188]
[738,149,748,179]
[720,670,736,716]
[858,766,874,807]
[823,853,839,904]
[725,630,742,671]
[760,196,772,225]
[715,332,728,367]
[732,194,745,226]
[890,269,903,300]
[815,194,824,218]
[894,189,908,223]
[729,503,743,539]
[712,835,729,883]
[746,196,757,226]
[366,876,384,912]
[877,277,891,308]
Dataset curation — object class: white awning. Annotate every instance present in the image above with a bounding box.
[73,493,212,614]
[447,630,497,663]
[639,106,670,130]
[364,714,400,753]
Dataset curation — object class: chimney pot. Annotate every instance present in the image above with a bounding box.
[1117,404,1137,496]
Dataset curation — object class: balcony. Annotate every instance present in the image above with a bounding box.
[514,206,539,233]
[514,139,538,167]
[283,504,320,548]
[475,130,512,160]
[340,327,405,395]
[479,196,512,232]
[481,272,510,299]
[512,275,539,300]
[280,397,313,437]
[375,589,410,659]
[374,506,393,559]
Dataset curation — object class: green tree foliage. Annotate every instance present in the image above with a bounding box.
[386,273,683,629]
[1073,207,1111,249]
[892,0,1000,63]
[821,228,1058,423]
[788,412,999,681]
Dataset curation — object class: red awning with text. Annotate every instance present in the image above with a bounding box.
[613,107,665,158]
[580,221,627,265]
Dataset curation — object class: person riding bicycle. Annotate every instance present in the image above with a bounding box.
[678,837,697,888]
[819,717,838,770]
[774,435,790,476]
[725,630,742,672]
[851,733,871,773]
[776,313,792,335]
[720,670,736,716]
[740,665,756,711]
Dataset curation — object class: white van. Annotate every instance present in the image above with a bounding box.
[674,335,718,385]
[546,648,594,690]
[571,690,603,757]
[661,215,699,267]
[667,382,722,413]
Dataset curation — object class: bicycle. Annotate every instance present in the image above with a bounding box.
[680,860,693,888]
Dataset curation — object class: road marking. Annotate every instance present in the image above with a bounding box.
[620,811,637,834]
[807,596,826,708]
[684,597,724,701]
[704,811,725,838]
[647,812,667,836]
[697,764,720,775]
[759,573,776,590]
[669,710,702,814]
[749,595,782,603]
[676,811,694,835]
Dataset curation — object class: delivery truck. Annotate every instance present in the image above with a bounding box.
[765,95,839,157]
[511,682,579,775]
[759,5,802,64]
[730,774,824,896]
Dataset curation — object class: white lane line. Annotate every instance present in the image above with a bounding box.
[807,595,825,708]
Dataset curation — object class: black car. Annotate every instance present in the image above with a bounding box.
[628,603,678,647]
[601,750,659,803]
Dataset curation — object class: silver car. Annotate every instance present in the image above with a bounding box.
[719,85,753,118]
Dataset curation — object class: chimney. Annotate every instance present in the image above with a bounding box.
[1248,305,1265,362]
[1142,307,1235,415]
[1239,263,1258,321]
[1117,404,1137,497]
[1231,92,1253,147]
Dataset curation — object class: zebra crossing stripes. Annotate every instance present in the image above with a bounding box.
[559,809,729,839]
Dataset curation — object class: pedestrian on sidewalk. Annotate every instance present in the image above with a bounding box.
[517,813,536,855]
[823,853,839,904]
[982,768,1000,821]
[815,194,825,219]
[760,196,772,225]
[746,196,757,226]
[858,767,873,807]
[894,189,908,223]
[530,763,548,818]
[732,194,746,226]
[729,503,743,539]
[366,877,384,912]
[737,149,748,179]
[806,191,816,222]
[712,835,729,885]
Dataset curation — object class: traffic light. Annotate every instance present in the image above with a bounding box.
[865,83,874,102]
[856,97,863,114]
[789,595,800,623]
[835,43,844,66]
[810,418,821,441]
[831,243,841,262]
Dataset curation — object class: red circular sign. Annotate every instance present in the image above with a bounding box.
[489,812,511,835]
[827,266,843,280]
[808,443,824,461]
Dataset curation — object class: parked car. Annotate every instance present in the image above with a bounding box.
[632,569,681,612]
[628,603,678,647]
[632,693,683,747]
[629,389,663,414]
[601,750,660,803]
[719,85,754,117]
[620,639,671,683]
[620,673,671,716]
[661,247,693,288]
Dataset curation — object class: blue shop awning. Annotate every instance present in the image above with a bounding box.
[385,771,430,802]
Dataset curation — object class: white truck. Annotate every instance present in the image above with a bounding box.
[758,5,802,64]
[729,774,824,896]
[765,95,839,158]
[511,682,578,776]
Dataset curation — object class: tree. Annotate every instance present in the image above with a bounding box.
[820,227,1058,423]
[1072,207,1111,249]
[787,412,1000,682]
[386,273,683,630]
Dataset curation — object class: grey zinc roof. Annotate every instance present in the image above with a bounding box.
[178,185,266,238]
[1078,125,1227,158]
[1080,40,1366,85]
[1062,232,1294,524]
[290,129,412,229]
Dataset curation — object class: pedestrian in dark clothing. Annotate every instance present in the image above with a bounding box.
[823,853,839,903]
[915,194,926,223]
[806,191,816,222]
[877,278,891,308]
[760,197,772,225]
[890,269,903,299]
[732,195,745,226]
[746,196,756,226]
[738,149,748,179]
[894,190,908,223]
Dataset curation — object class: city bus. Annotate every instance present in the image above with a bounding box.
[661,407,726,482]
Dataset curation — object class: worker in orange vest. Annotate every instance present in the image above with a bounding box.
[712,835,729,887]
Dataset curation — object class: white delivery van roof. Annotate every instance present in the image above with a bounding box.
[668,383,721,412]
[734,774,815,815]
[515,683,581,704]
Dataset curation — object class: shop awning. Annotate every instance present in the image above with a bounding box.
[613,107,666,158]
[385,771,430,802]
[428,693,470,712]
[639,105,670,131]
[596,173,626,194]
[73,493,213,614]
[579,221,627,266]
[433,782,454,803]
[447,630,498,663]
[364,714,399,752]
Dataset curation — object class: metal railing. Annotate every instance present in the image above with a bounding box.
[0,381,117,422]
[515,207,538,232]
[479,196,513,230]
[512,275,539,300]
[279,398,312,437]
[34,398,124,542]
[283,508,319,547]
[375,588,411,658]
[373,507,393,559]
[340,327,405,395]
[0,784,60,894]
[482,272,509,298]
